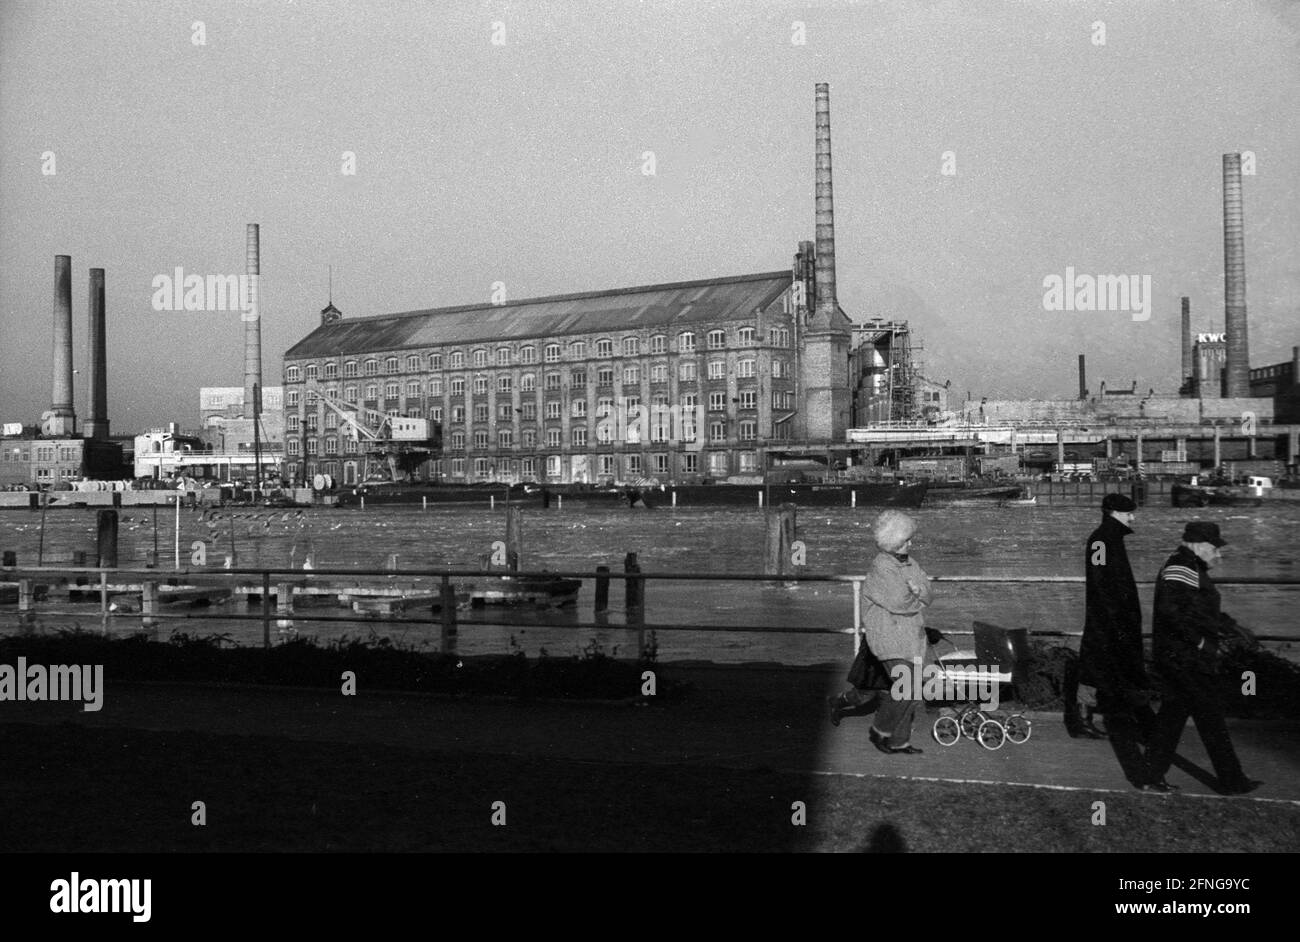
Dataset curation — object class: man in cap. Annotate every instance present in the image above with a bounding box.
[1142,522,1262,795]
[1067,493,1145,742]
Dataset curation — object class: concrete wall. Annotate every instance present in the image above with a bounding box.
[964,396,1274,425]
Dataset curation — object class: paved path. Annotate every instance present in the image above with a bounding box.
[3,664,1297,804]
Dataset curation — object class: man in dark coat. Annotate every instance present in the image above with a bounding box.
[1143,522,1263,795]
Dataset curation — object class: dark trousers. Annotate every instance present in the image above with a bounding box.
[1063,657,1103,733]
[1145,672,1248,790]
[871,658,919,747]
[1096,689,1157,786]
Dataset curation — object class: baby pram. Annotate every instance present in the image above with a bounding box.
[929,621,1035,750]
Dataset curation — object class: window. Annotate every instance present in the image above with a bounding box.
[545,401,562,419]
[519,346,535,364]
[710,421,726,442]
[683,454,698,473]
[449,351,465,369]
[709,392,727,411]
[546,428,562,448]
[679,362,697,382]
[471,458,488,477]
[473,349,488,368]
[287,440,300,456]
[522,428,537,447]
[406,408,420,419]
[497,375,513,393]
[544,344,561,363]
[739,420,757,441]
[521,373,536,392]
[521,457,536,475]
[546,456,562,478]
[429,377,442,395]
[385,382,400,399]
[324,437,338,455]
[650,335,667,354]
[772,390,793,410]
[597,367,614,387]
[430,406,443,422]
[344,361,359,377]
[346,439,359,454]
[739,390,757,410]
[365,384,379,400]
[545,372,561,391]
[596,397,614,417]
[452,406,466,423]
[653,454,669,474]
[572,399,587,418]
[429,353,442,370]
[474,431,489,448]
[406,355,421,371]
[596,422,613,444]
[571,370,586,389]
[474,404,489,422]
[737,359,755,378]
[385,357,399,373]
[678,331,695,353]
[709,452,728,474]
[287,415,301,432]
[286,389,300,406]
[473,376,489,394]
[323,362,338,379]
[768,327,790,347]
[449,378,465,396]
[707,360,726,380]
[596,339,613,358]
[623,337,639,356]
[572,427,587,447]
[569,341,586,359]
[599,455,615,476]
[626,455,642,475]
[772,359,786,379]
[306,414,319,432]
[521,403,537,422]
[364,359,379,376]
[707,330,725,350]
[739,452,757,472]
[737,327,756,347]
[324,413,338,430]
[450,431,466,449]
[499,429,514,447]
[681,417,697,443]
[305,438,318,455]
[650,364,668,384]
[342,385,357,403]
[406,381,421,397]
[304,364,319,380]
[623,366,640,385]
[450,458,465,476]
[497,348,511,366]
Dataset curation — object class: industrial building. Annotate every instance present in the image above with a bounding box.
[281,84,876,487]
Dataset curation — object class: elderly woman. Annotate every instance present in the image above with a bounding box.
[857,509,932,754]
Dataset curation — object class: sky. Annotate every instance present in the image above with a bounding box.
[1,0,1297,432]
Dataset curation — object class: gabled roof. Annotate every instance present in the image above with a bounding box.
[285,271,793,358]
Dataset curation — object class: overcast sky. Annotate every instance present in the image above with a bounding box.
[1,0,1297,432]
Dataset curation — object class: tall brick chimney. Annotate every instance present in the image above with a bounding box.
[1222,154,1250,397]
[84,268,109,439]
[41,255,77,436]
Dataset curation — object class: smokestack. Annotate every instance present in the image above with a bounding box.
[42,255,76,436]
[244,223,262,417]
[812,83,837,327]
[1222,154,1250,397]
[1180,296,1192,388]
[1078,354,1087,399]
[84,268,109,440]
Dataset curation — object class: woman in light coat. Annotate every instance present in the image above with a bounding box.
[859,510,932,754]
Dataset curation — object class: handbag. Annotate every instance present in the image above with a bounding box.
[847,640,892,690]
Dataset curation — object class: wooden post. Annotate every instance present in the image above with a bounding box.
[96,509,119,568]
[764,504,796,576]
[594,564,610,613]
[505,506,522,572]
[440,574,457,651]
[142,581,158,629]
[261,571,271,648]
[1213,426,1222,467]
[624,553,645,656]
[276,581,294,630]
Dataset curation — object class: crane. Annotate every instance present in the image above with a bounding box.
[314,391,441,483]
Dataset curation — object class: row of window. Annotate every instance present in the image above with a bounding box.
[285,359,786,406]
[285,328,794,382]
[304,452,754,479]
[5,446,82,463]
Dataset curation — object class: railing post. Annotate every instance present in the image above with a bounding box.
[594,565,610,613]
[624,553,645,655]
[261,571,272,649]
[99,569,108,630]
[141,580,158,629]
[440,574,457,651]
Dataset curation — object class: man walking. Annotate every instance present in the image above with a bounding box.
[1143,522,1263,795]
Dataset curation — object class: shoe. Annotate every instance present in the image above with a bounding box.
[1224,779,1263,795]
[828,696,844,728]
[1138,780,1179,793]
[868,728,893,754]
[889,744,924,755]
[1079,722,1109,740]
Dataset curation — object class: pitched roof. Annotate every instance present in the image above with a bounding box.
[285,271,793,358]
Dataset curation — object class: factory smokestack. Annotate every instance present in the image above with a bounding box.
[1078,354,1087,399]
[1180,296,1192,390]
[1222,154,1250,398]
[42,255,77,436]
[244,223,262,417]
[84,268,109,440]
[812,83,837,327]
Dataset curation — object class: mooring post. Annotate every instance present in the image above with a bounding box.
[624,553,645,654]
[141,580,158,629]
[96,508,118,568]
[276,581,294,630]
[764,504,796,576]
[440,574,458,650]
[594,564,610,613]
[505,506,522,572]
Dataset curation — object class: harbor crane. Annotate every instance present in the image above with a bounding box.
[314,392,441,483]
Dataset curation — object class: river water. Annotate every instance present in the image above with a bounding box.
[2,501,1297,665]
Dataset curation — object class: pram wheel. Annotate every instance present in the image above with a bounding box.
[933,714,961,746]
[1004,714,1032,744]
[977,719,1006,750]
[959,708,987,740]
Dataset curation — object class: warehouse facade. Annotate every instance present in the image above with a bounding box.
[281,267,853,486]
